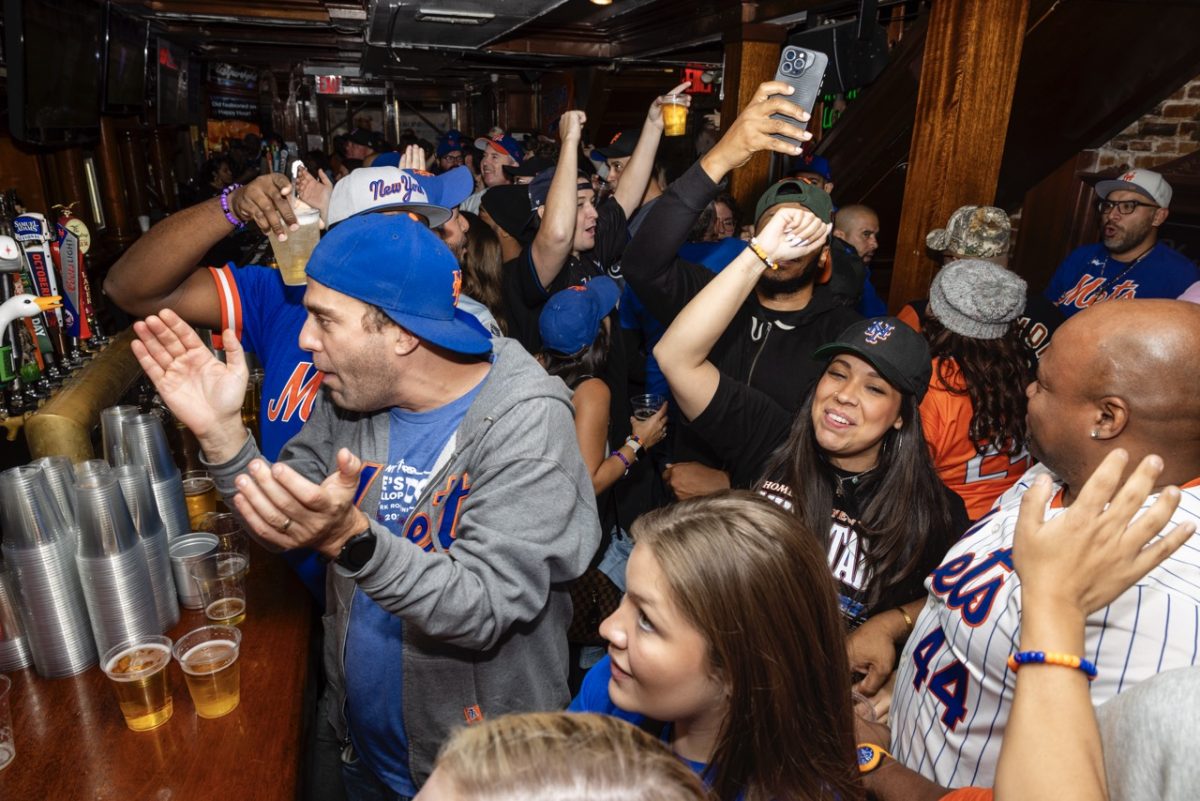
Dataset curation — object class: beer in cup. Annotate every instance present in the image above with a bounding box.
[270,206,321,286]
[102,636,174,732]
[189,553,248,626]
[174,625,242,719]
[662,95,688,137]
[182,470,218,530]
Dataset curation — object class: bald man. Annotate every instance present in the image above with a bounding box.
[833,204,880,264]
[830,204,887,316]
[853,299,1200,792]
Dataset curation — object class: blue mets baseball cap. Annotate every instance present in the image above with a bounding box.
[306,214,493,356]
[327,166,474,227]
[474,134,525,165]
[813,317,931,401]
[538,276,621,356]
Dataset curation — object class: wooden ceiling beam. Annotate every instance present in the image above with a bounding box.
[147,1,329,22]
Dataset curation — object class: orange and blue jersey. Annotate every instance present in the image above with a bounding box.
[920,358,1031,520]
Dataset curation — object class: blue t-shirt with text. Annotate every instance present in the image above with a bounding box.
[1044,241,1199,317]
[344,380,484,795]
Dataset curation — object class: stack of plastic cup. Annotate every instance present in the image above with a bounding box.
[0,466,97,677]
[31,456,77,528]
[101,404,141,467]
[124,413,190,541]
[75,459,112,483]
[74,471,160,656]
[113,464,180,632]
[0,563,32,671]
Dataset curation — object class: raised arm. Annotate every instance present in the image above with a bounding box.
[104,174,298,328]
[995,450,1195,801]
[654,207,829,421]
[612,82,691,218]
[531,110,587,289]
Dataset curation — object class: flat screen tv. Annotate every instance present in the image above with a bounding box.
[156,37,190,126]
[102,3,148,114]
[3,0,104,144]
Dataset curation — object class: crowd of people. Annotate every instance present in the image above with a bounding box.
[103,77,1200,801]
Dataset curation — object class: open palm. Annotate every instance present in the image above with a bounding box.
[131,309,248,439]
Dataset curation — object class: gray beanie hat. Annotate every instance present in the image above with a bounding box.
[928,259,1027,339]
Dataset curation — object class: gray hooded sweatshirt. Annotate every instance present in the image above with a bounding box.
[206,338,600,785]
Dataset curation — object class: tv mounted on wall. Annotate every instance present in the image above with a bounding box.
[102,2,148,115]
[3,0,104,144]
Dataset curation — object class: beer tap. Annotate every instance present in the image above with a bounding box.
[11,194,71,378]
[53,204,107,351]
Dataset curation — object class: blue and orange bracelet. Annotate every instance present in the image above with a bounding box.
[1007,650,1098,681]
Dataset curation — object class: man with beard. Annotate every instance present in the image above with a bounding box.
[620,80,861,497]
[1045,169,1198,316]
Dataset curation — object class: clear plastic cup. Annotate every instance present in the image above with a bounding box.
[102,636,174,732]
[270,207,321,286]
[630,393,667,421]
[0,674,13,770]
[189,553,248,627]
[173,625,242,719]
[662,95,688,137]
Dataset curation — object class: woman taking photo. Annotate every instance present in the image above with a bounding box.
[654,206,966,629]
[570,492,863,801]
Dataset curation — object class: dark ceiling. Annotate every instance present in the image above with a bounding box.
[126,0,853,92]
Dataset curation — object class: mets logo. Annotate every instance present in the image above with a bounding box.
[1121,170,1138,182]
[608,131,623,146]
[451,269,463,307]
[864,320,895,344]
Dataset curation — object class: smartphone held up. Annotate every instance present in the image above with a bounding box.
[770,46,829,149]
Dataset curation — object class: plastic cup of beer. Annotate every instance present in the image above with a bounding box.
[662,95,688,137]
[182,470,219,530]
[173,625,242,719]
[270,207,321,286]
[0,674,13,770]
[101,636,174,732]
[208,512,250,570]
[189,553,248,626]
[630,393,667,421]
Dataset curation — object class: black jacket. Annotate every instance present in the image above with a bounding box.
[621,160,860,473]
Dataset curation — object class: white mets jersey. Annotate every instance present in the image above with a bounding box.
[891,462,1200,787]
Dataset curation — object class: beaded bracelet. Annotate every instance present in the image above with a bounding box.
[219,183,245,228]
[1007,650,1098,681]
[611,449,632,475]
[747,237,778,270]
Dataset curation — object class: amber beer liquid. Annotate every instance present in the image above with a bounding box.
[180,639,241,718]
[662,96,688,137]
[206,596,246,627]
[104,642,174,731]
[182,472,218,529]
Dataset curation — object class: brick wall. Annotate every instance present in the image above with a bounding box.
[1083,74,1200,172]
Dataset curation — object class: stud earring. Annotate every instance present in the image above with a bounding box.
[1090,430,1099,439]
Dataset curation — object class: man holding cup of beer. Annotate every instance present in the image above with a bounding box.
[130,213,600,798]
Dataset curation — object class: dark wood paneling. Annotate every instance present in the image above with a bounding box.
[888,0,1031,310]
[721,25,787,219]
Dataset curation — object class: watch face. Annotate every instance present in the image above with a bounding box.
[856,745,876,767]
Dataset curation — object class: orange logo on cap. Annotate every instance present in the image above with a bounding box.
[451,269,463,307]
[1122,170,1138,182]
[608,132,623,146]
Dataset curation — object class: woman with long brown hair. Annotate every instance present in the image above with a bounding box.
[457,210,510,335]
[570,492,863,801]
[916,259,1036,519]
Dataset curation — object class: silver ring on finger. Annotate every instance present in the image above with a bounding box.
[280,517,292,533]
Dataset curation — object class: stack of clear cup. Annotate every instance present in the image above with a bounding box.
[0,563,32,671]
[101,404,141,467]
[124,413,191,541]
[113,464,180,632]
[0,466,97,677]
[74,470,160,656]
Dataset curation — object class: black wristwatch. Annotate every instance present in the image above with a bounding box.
[335,529,377,572]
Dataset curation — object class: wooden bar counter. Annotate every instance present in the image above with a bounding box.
[0,545,313,799]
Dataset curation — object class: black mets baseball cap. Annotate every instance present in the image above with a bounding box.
[813,317,932,401]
